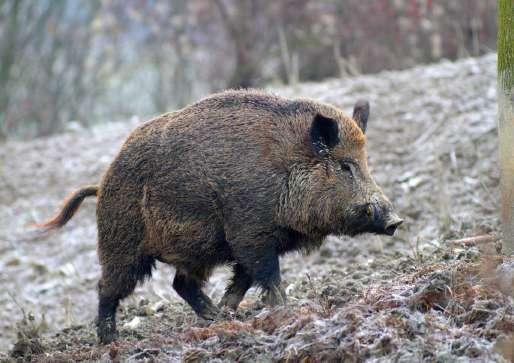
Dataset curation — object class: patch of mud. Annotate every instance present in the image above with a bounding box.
[1,53,510,361]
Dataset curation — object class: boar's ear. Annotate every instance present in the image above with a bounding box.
[352,100,370,134]
[310,114,340,157]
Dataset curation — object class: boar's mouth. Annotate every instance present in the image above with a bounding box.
[343,206,403,237]
[383,216,403,236]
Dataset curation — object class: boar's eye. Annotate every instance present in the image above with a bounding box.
[340,161,357,179]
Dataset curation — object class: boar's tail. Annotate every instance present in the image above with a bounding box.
[35,185,98,231]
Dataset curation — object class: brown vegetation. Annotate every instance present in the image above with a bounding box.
[7,246,513,362]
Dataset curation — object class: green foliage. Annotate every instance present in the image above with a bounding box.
[498,0,514,91]
[497,0,514,253]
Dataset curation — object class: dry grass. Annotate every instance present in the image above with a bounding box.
[7,243,512,362]
[0,54,507,361]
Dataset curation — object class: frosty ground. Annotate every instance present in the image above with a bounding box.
[1,53,513,361]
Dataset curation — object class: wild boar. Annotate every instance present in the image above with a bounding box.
[38,90,402,343]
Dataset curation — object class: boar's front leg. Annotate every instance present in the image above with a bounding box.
[219,263,253,310]
[172,272,220,320]
[255,251,286,306]
[230,236,286,307]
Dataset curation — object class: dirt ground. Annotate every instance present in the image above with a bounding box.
[1,53,513,362]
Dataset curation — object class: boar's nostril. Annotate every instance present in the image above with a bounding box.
[384,218,403,236]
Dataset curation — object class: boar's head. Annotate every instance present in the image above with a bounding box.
[278,100,403,238]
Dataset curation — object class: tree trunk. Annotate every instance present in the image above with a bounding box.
[0,0,22,138]
[214,0,260,89]
[498,0,514,254]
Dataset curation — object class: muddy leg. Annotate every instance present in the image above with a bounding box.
[172,272,220,320]
[254,252,286,307]
[262,284,287,306]
[218,264,253,310]
[95,175,155,343]
[232,243,286,307]
[97,257,154,344]
[97,294,122,345]
[97,270,135,344]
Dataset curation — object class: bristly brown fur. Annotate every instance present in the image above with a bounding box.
[35,185,98,230]
[37,89,400,344]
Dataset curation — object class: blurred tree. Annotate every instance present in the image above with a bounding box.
[213,0,262,88]
[0,0,104,138]
[0,0,499,139]
[0,0,22,139]
[498,0,514,253]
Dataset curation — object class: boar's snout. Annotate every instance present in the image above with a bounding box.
[348,200,403,237]
[383,213,403,236]
[370,200,403,236]
[372,202,403,236]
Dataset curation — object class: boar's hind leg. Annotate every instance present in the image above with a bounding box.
[97,256,155,344]
[218,264,253,310]
[172,272,220,320]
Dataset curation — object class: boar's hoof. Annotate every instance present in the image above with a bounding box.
[197,307,233,325]
[218,293,243,311]
[97,320,118,345]
[198,304,223,321]
[217,307,236,321]
[262,285,287,307]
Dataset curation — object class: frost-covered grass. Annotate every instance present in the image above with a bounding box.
[1,53,512,362]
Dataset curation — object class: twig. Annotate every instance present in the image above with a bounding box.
[414,117,445,147]
[7,289,27,320]
[305,273,331,317]
[448,234,498,246]
[127,348,160,361]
